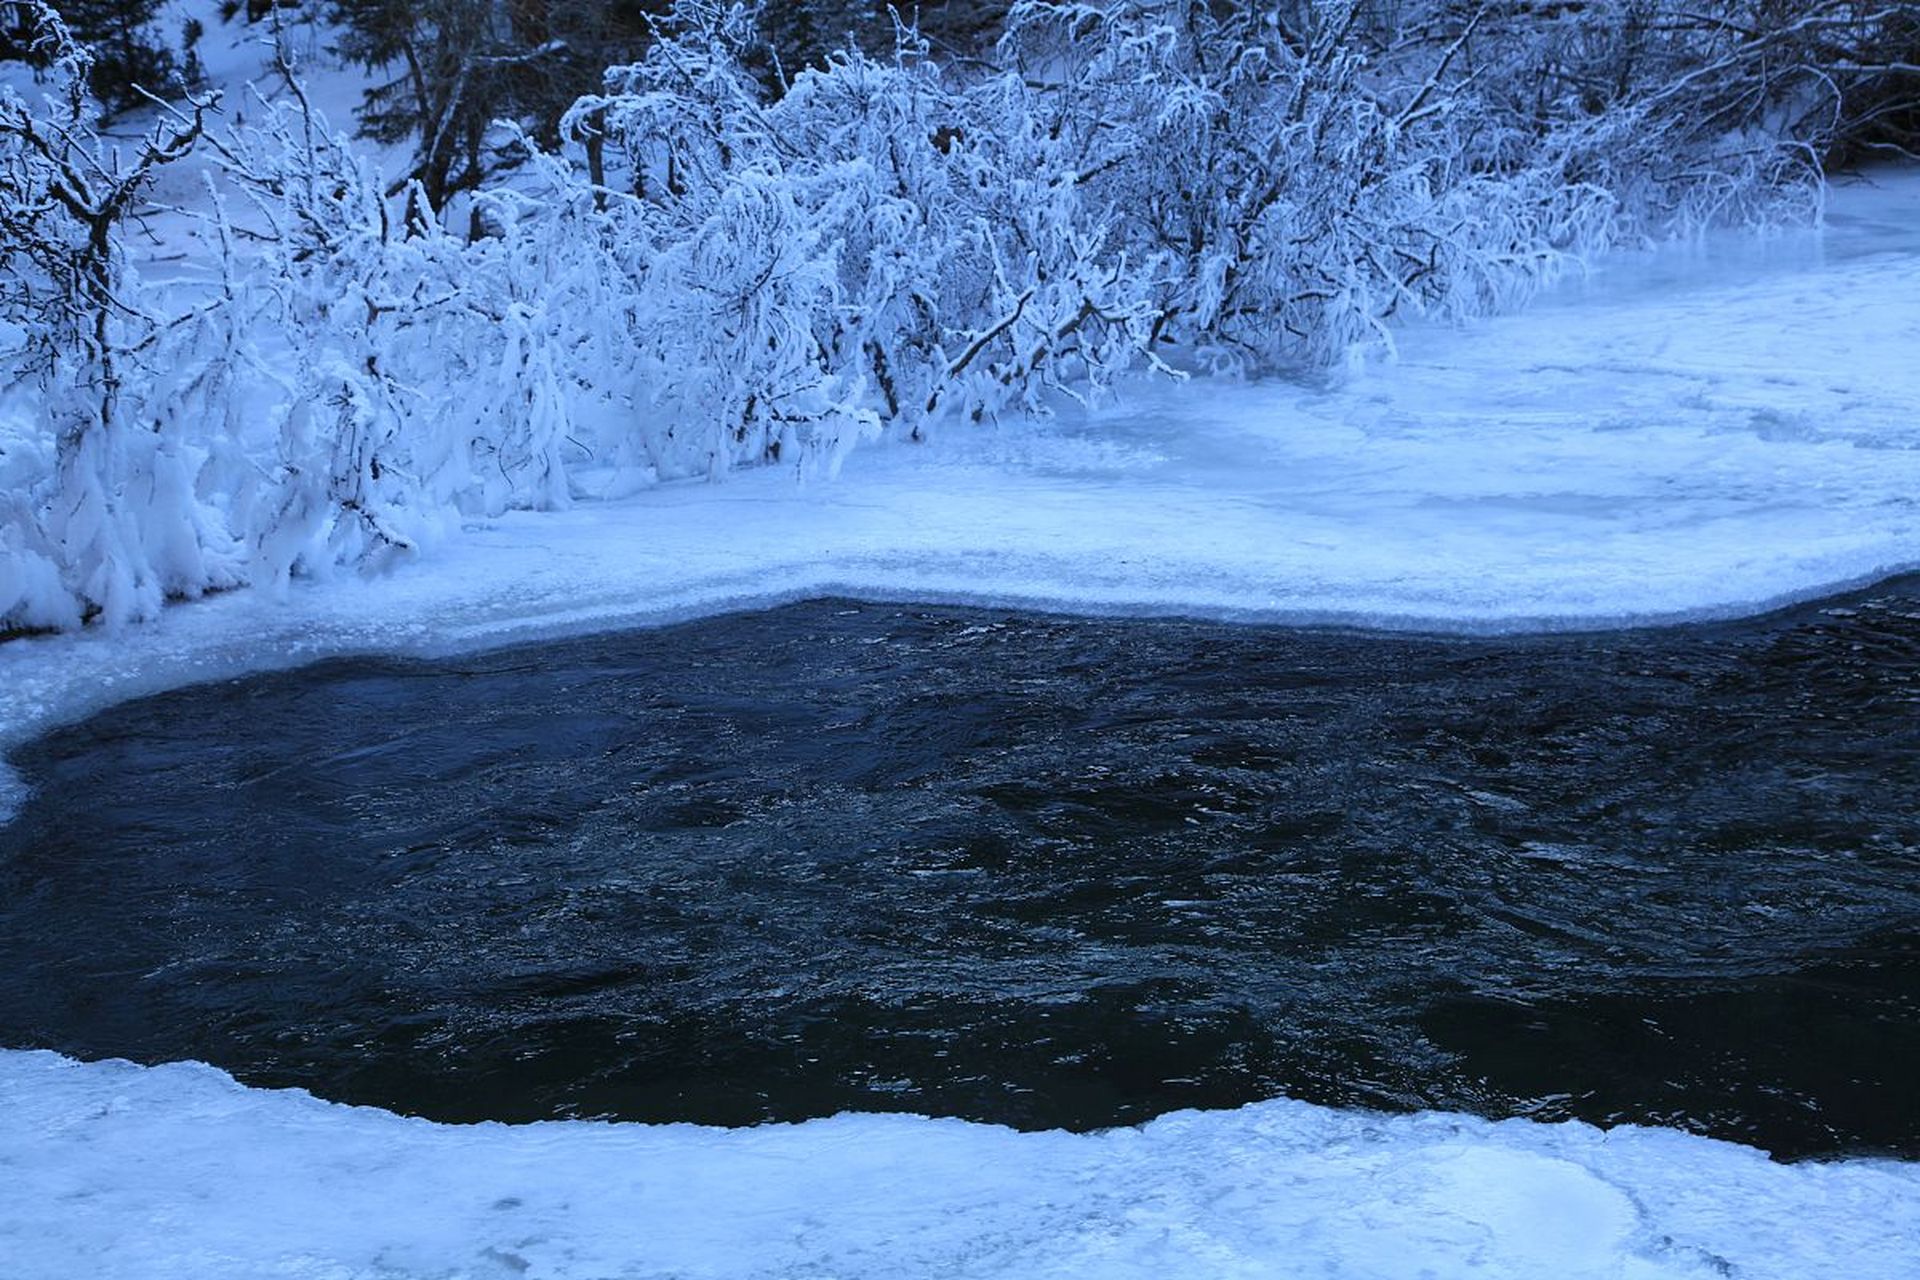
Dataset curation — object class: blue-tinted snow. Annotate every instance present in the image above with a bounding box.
[3,1050,1917,1280]
[2,168,1918,1277]
[4,172,1919,762]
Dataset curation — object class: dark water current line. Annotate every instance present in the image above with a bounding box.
[3,585,1918,1159]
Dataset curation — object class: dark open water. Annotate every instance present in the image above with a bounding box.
[2,585,1916,1159]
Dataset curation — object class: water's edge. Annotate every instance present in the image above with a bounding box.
[6,580,1915,1161]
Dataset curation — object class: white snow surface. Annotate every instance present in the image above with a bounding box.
[2,172,1919,1278]
[3,173,1919,772]
[3,1050,1917,1280]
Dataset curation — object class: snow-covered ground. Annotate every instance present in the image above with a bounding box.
[5,1050,1917,1280]
[3,159,1919,1276]
[4,170,1919,767]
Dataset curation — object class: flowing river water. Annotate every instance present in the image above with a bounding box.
[2,583,1916,1160]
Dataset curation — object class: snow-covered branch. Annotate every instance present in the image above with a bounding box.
[5,0,1909,634]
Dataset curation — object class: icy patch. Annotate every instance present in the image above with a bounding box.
[2,1051,1914,1280]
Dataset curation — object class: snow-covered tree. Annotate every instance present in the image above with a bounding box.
[0,1,231,628]
[4,0,1912,633]
[1,0,184,110]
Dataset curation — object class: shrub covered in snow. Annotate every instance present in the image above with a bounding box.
[2,0,1914,631]
[0,2,232,628]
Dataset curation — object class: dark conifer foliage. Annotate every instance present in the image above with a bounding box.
[318,1,1015,211]
[325,0,670,212]
[0,0,180,109]
[752,0,1004,80]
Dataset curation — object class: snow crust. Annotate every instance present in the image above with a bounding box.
[2,1050,1915,1280]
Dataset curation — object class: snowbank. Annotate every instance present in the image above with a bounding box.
[3,1050,1916,1280]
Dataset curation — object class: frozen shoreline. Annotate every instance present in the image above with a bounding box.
[4,1050,1918,1280]
[2,170,1918,1277]
[6,173,1920,760]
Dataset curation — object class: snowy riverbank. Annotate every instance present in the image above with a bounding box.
[5,1049,1918,1280]
[2,170,1918,1279]
[5,172,1919,753]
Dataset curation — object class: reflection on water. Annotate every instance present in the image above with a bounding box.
[2,585,1916,1158]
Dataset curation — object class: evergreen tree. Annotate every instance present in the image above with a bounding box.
[754,0,1004,79]
[321,1,1010,226]
[0,0,180,110]
[328,0,665,220]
